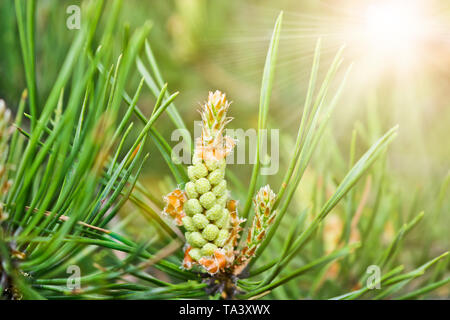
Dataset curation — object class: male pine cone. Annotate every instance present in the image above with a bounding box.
[164,91,241,275]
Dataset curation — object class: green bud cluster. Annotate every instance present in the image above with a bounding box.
[183,157,231,261]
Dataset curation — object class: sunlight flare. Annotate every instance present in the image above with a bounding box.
[363,1,426,55]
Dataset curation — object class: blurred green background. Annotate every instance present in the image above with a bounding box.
[0,0,448,298]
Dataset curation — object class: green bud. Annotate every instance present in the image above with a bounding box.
[212,180,227,197]
[215,208,230,229]
[193,163,208,179]
[205,159,219,171]
[201,243,218,256]
[208,168,224,185]
[199,192,216,209]
[195,177,211,195]
[187,166,197,181]
[214,229,229,247]
[206,204,222,221]
[184,199,203,216]
[188,231,207,248]
[202,224,219,241]
[185,181,198,199]
[216,192,228,206]
[192,214,209,229]
[188,248,202,261]
[182,216,197,232]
